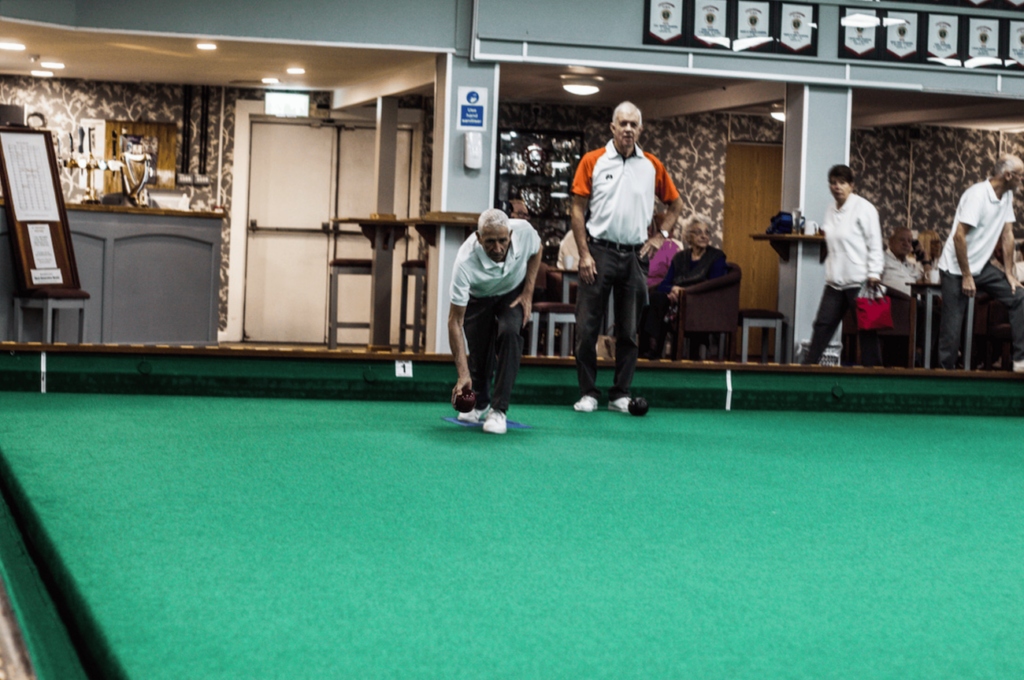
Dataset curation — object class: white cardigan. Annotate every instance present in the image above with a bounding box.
[821,194,884,290]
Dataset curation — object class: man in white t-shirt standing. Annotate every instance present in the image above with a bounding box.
[937,155,1024,371]
[448,209,543,434]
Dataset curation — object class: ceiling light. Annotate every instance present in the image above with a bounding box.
[40,61,65,69]
[287,67,305,75]
[262,77,279,84]
[0,42,25,51]
[966,57,999,69]
[560,75,603,96]
[31,70,54,78]
[733,37,774,51]
[841,14,879,28]
[196,43,217,50]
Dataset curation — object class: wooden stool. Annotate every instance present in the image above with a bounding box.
[398,260,427,353]
[529,302,576,357]
[739,309,784,364]
[328,258,372,350]
[15,289,91,343]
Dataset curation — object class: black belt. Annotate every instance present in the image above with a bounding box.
[587,236,642,253]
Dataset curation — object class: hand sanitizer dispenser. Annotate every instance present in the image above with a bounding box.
[464,132,483,170]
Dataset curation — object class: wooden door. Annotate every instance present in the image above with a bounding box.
[722,143,783,359]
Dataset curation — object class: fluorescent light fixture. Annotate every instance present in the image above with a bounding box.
[771,111,786,122]
[841,14,879,28]
[0,42,25,51]
[261,77,279,84]
[40,61,65,69]
[196,43,217,50]
[560,75,604,96]
[964,56,1001,69]
[286,67,305,75]
[927,57,962,67]
[31,70,54,77]
[733,37,774,51]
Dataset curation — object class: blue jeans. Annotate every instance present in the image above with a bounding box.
[574,242,648,401]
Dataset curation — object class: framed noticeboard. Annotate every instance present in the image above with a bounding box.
[644,0,687,45]
[0,127,81,292]
[839,7,881,60]
[776,3,818,56]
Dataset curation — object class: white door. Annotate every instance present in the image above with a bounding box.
[244,121,336,343]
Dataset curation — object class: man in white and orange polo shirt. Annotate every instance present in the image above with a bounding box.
[570,101,684,413]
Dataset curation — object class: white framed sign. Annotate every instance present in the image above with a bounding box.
[648,0,683,43]
[1010,21,1024,66]
[780,4,815,53]
[737,1,771,44]
[967,18,999,60]
[843,9,877,57]
[927,14,959,60]
[693,0,729,47]
[456,87,488,132]
[886,12,919,60]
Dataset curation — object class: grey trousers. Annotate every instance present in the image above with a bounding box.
[574,242,648,401]
[802,286,881,367]
[463,282,525,413]
[938,263,1024,369]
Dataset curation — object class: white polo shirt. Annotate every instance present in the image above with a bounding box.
[938,179,1015,276]
[449,219,541,306]
[572,140,679,245]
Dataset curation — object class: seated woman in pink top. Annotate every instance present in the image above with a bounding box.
[645,218,685,287]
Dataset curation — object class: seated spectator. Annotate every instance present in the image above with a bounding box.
[915,229,942,273]
[640,214,727,359]
[646,217,686,287]
[881,227,923,295]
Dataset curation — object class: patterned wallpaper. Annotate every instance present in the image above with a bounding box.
[1,76,1020,337]
[0,76,331,330]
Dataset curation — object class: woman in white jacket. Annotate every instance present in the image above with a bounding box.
[802,164,885,367]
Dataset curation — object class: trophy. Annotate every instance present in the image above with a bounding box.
[116,132,153,207]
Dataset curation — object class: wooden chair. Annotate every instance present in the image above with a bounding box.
[672,262,742,361]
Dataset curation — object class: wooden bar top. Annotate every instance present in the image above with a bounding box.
[0,197,225,219]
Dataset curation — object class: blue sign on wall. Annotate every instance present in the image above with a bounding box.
[457,86,488,130]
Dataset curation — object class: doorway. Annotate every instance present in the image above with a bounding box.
[722,143,783,359]
[242,119,413,344]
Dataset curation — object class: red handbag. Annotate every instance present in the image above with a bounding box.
[856,294,893,331]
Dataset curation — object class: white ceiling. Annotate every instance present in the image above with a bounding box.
[3,18,1024,130]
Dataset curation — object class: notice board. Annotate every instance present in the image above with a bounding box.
[0,127,81,292]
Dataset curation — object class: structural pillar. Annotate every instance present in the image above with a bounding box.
[425,53,500,354]
[369,96,399,349]
[779,83,852,361]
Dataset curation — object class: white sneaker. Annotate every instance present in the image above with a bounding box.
[482,409,507,434]
[1015,359,1024,373]
[457,406,489,424]
[574,396,599,412]
[608,397,631,413]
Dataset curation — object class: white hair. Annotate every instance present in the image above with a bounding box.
[478,208,509,232]
[612,101,642,126]
[993,155,1023,177]
[684,214,713,242]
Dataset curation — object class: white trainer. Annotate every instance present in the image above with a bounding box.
[457,406,489,424]
[482,409,507,434]
[574,396,599,412]
[1015,359,1024,373]
[608,397,631,413]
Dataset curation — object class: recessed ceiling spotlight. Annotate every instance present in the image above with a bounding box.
[286,67,305,75]
[40,61,65,69]
[31,70,54,78]
[262,77,279,84]
[0,42,26,51]
[196,43,217,50]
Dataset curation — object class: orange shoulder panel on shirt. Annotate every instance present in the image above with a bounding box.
[644,151,680,204]
[572,147,607,197]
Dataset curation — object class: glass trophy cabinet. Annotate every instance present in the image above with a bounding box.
[495,129,584,264]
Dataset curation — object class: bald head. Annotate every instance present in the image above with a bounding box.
[610,101,643,157]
